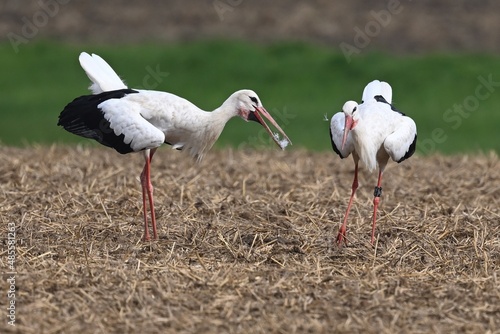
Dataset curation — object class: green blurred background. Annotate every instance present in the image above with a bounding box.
[1,1,499,155]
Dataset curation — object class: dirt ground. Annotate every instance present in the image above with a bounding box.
[1,0,500,53]
[1,145,499,333]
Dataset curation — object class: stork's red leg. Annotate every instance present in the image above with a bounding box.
[140,153,151,241]
[140,149,158,241]
[337,161,359,245]
[371,170,383,244]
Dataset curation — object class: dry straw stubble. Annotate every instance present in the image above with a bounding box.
[1,145,499,333]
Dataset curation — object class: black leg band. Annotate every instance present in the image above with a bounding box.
[374,186,382,197]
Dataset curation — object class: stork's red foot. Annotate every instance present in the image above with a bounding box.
[336,227,348,246]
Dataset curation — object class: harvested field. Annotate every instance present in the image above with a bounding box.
[1,146,499,333]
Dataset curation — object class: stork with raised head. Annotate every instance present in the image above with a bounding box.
[330,80,417,245]
[58,52,291,241]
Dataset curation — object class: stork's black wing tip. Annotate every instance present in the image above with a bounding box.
[397,134,417,163]
[374,95,406,116]
[58,89,139,154]
[329,126,346,159]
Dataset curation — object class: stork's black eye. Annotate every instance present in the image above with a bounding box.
[353,106,357,112]
[250,96,259,104]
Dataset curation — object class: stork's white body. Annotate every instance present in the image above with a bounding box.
[330,80,417,244]
[98,89,248,160]
[59,52,290,241]
[330,80,416,171]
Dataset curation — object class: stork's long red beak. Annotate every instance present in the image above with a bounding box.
[342,115,354,150]
[249,106,292,149]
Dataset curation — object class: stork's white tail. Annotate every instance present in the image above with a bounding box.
[362,80,392,104]
[79,52,127,94]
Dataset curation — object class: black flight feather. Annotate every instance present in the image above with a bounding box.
[397,134,417,163]
[58,89,139,154]
[373,95,406,116]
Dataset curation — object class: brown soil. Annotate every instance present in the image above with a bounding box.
[1,146,499,333]
[1,1,500,53]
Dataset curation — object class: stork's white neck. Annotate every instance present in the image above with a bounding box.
[350,118,378,172]
[207,96,242,134]
[184,97,241,161]
[212,99,240,123]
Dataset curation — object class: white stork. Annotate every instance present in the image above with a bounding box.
[330,80,417,245]
[58,52,291,241]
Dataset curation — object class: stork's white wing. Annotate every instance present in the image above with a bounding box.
[98,98,165,152]
[384,116,417,163]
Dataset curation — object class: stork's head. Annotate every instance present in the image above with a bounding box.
[341,101,359,149]
[232,90,291,149]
